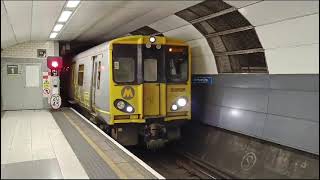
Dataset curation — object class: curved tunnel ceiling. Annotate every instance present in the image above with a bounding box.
[1,0,201,49]
[2,0,319,74]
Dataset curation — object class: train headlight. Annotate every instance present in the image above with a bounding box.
[171,104,178,111]
[149,36,156,43]
[177,98,187,107]
[126,106,133,113]
[116,101,125,110]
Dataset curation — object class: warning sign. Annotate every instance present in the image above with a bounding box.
[43,72,51,97]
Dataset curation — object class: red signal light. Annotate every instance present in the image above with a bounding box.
[52,61,58,68]
[47,56,63,70]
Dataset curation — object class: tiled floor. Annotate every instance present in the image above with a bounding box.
[1,110,89,179]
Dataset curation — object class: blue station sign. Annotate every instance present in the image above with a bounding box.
[192,75,214,85]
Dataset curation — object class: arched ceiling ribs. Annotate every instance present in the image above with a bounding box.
[174,0,268,73]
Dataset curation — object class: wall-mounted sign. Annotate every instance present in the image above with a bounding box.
[192,75,214,85]
[37,49,47,58]
[7,65,18,75]
[50,94,62,110]
[43,72,51,97]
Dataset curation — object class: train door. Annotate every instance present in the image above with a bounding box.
[142,45,164,117]
[23,64,42,109]
[90,56,98,111]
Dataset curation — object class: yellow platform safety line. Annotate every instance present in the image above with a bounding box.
[62,111,128,179]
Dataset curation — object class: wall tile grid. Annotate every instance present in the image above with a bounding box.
[193,74,319,154]
[1,41,58,58]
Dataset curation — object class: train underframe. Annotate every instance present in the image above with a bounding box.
[109,118,186,149]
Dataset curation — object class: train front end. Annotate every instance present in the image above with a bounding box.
[109,35,191,148]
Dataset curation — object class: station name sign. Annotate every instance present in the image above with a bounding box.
[192,75,214,85]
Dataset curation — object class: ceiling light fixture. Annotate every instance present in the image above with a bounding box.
[50,32,58,39]
[58,11,72,22]
[53,24,64,32]
[66,0,80,8]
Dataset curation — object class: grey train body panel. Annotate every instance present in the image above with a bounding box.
[71,42,111,124]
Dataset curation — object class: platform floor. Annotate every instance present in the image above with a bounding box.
[1,108,162,179]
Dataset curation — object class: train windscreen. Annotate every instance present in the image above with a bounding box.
[166,46,188,83]
[112,44,137,83]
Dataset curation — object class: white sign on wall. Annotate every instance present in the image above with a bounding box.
[43,72,51,97]
[25,65,40,87]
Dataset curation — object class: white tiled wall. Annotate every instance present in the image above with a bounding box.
[238,1,319,74]
[238,1,319,26]
[265,44,319,74]
[1,41,59,58]
[149,15,190,33]
[256,14,319,49]
[163,24,203,42]
[192,54,218,74]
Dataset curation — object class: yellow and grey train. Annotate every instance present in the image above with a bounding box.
[69,35,191,148]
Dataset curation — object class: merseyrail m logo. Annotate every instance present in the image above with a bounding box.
[121,86,135,100]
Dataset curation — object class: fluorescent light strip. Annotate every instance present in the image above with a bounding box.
[58,11,72,22]
[50,32,58,39]
[53,24,64,32]
[66,0,80,8]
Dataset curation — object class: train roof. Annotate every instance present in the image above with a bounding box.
[73,35,188,60]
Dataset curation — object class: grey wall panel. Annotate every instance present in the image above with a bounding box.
[268,90,318,121]
[206,86,224,106]
[193,73,319,154]
[202,105,221,127]
[263,114,319,154]
[219,107,266,138]
[315,92,319,121]
[214,74,270,89]
[315,75,319,92]
[217,87,269,113]
[270,75,316,91]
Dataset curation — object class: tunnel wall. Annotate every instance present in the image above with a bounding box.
[178,121,319,179]
[192,74,319,155]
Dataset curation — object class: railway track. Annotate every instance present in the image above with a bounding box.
[128,145,220,179]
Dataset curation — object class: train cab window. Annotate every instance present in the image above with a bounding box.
[114,57,135,83]
[166,46,188,83]
[78,64,84,86]
[113,44,137,83]
[144,59,157,81]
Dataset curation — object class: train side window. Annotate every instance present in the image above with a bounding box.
[97,61,101,89]
[78,64,84,86]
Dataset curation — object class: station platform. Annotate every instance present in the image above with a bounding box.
[1,108,164,179]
